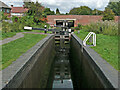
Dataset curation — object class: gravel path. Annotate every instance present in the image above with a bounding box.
[0,33,24,45]
[0,32,53,45]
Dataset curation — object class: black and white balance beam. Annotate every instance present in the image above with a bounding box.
[24,26,60,32]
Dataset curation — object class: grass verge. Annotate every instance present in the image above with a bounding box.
[75,30,118,70]
[23,30,53,34]
[1,29,52,40]
[1,32,17,40]
[2,34,47,70]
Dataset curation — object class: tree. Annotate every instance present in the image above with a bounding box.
[23,1,47,24]
[1,12,8,20]
[44,8,55,15]
[56,8,60,15]
[92,9,103,15]
[23,0,32,8]
[66,13,69,15]
[102,8,115,21]
[69,7,79,15]
[69,6,92,15]
[107,2,120,16]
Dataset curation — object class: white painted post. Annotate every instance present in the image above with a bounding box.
[63,22,65,31]
[69,29,71,37]
[66,22,68,26]
[44,25,47,33]
[94,34,96,46]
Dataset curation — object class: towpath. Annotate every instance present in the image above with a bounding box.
[0,33,24,45]
[0,32,52,45]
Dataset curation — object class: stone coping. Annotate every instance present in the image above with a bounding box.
[0,35,54,89]
[72,34,118,88]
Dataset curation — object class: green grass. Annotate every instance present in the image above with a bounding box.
[24,30,53,34]
[75,30,118,70]
[2,34,47,70]
[1,32,17,40]
[1,30,52,40]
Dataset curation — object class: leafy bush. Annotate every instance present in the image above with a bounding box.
[74,27,80,30]
[1,1,50,38]
[2,14,9,20]
[2,14,49,34]
[82,21,118,36]
[71,27,74,29]
[78,23,82,29]
[12,16,19,22]
[2,21,10,33]
[74,23,83,30]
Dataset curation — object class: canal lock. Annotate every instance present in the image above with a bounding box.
[46,34,73,89]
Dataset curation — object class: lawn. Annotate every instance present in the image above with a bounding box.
[75,30,118,70]
[24,30,53,34]
[1,34,47,70]
[0,32,17,40]
[1,30,52,40]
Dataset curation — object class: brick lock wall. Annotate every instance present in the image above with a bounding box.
[47,15,119,27]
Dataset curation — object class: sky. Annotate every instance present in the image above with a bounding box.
[0,0,110,13]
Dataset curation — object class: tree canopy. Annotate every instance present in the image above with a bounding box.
[56,8,60,15]
[44,8,55,15]
[92,9,103,15]
[69,6,92,15]
[102,8,115,21]
[107,2,120,16]
[23,1,47,24]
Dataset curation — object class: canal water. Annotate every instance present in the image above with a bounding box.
[46,36,73,89]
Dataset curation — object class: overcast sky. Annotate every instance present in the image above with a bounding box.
[1,0,110,13]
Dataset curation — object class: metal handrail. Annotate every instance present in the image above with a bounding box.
[83,32,96,46]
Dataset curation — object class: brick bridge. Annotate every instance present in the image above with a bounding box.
[47,15,119,27]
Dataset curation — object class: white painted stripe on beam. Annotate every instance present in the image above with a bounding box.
[24,26,32,30]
